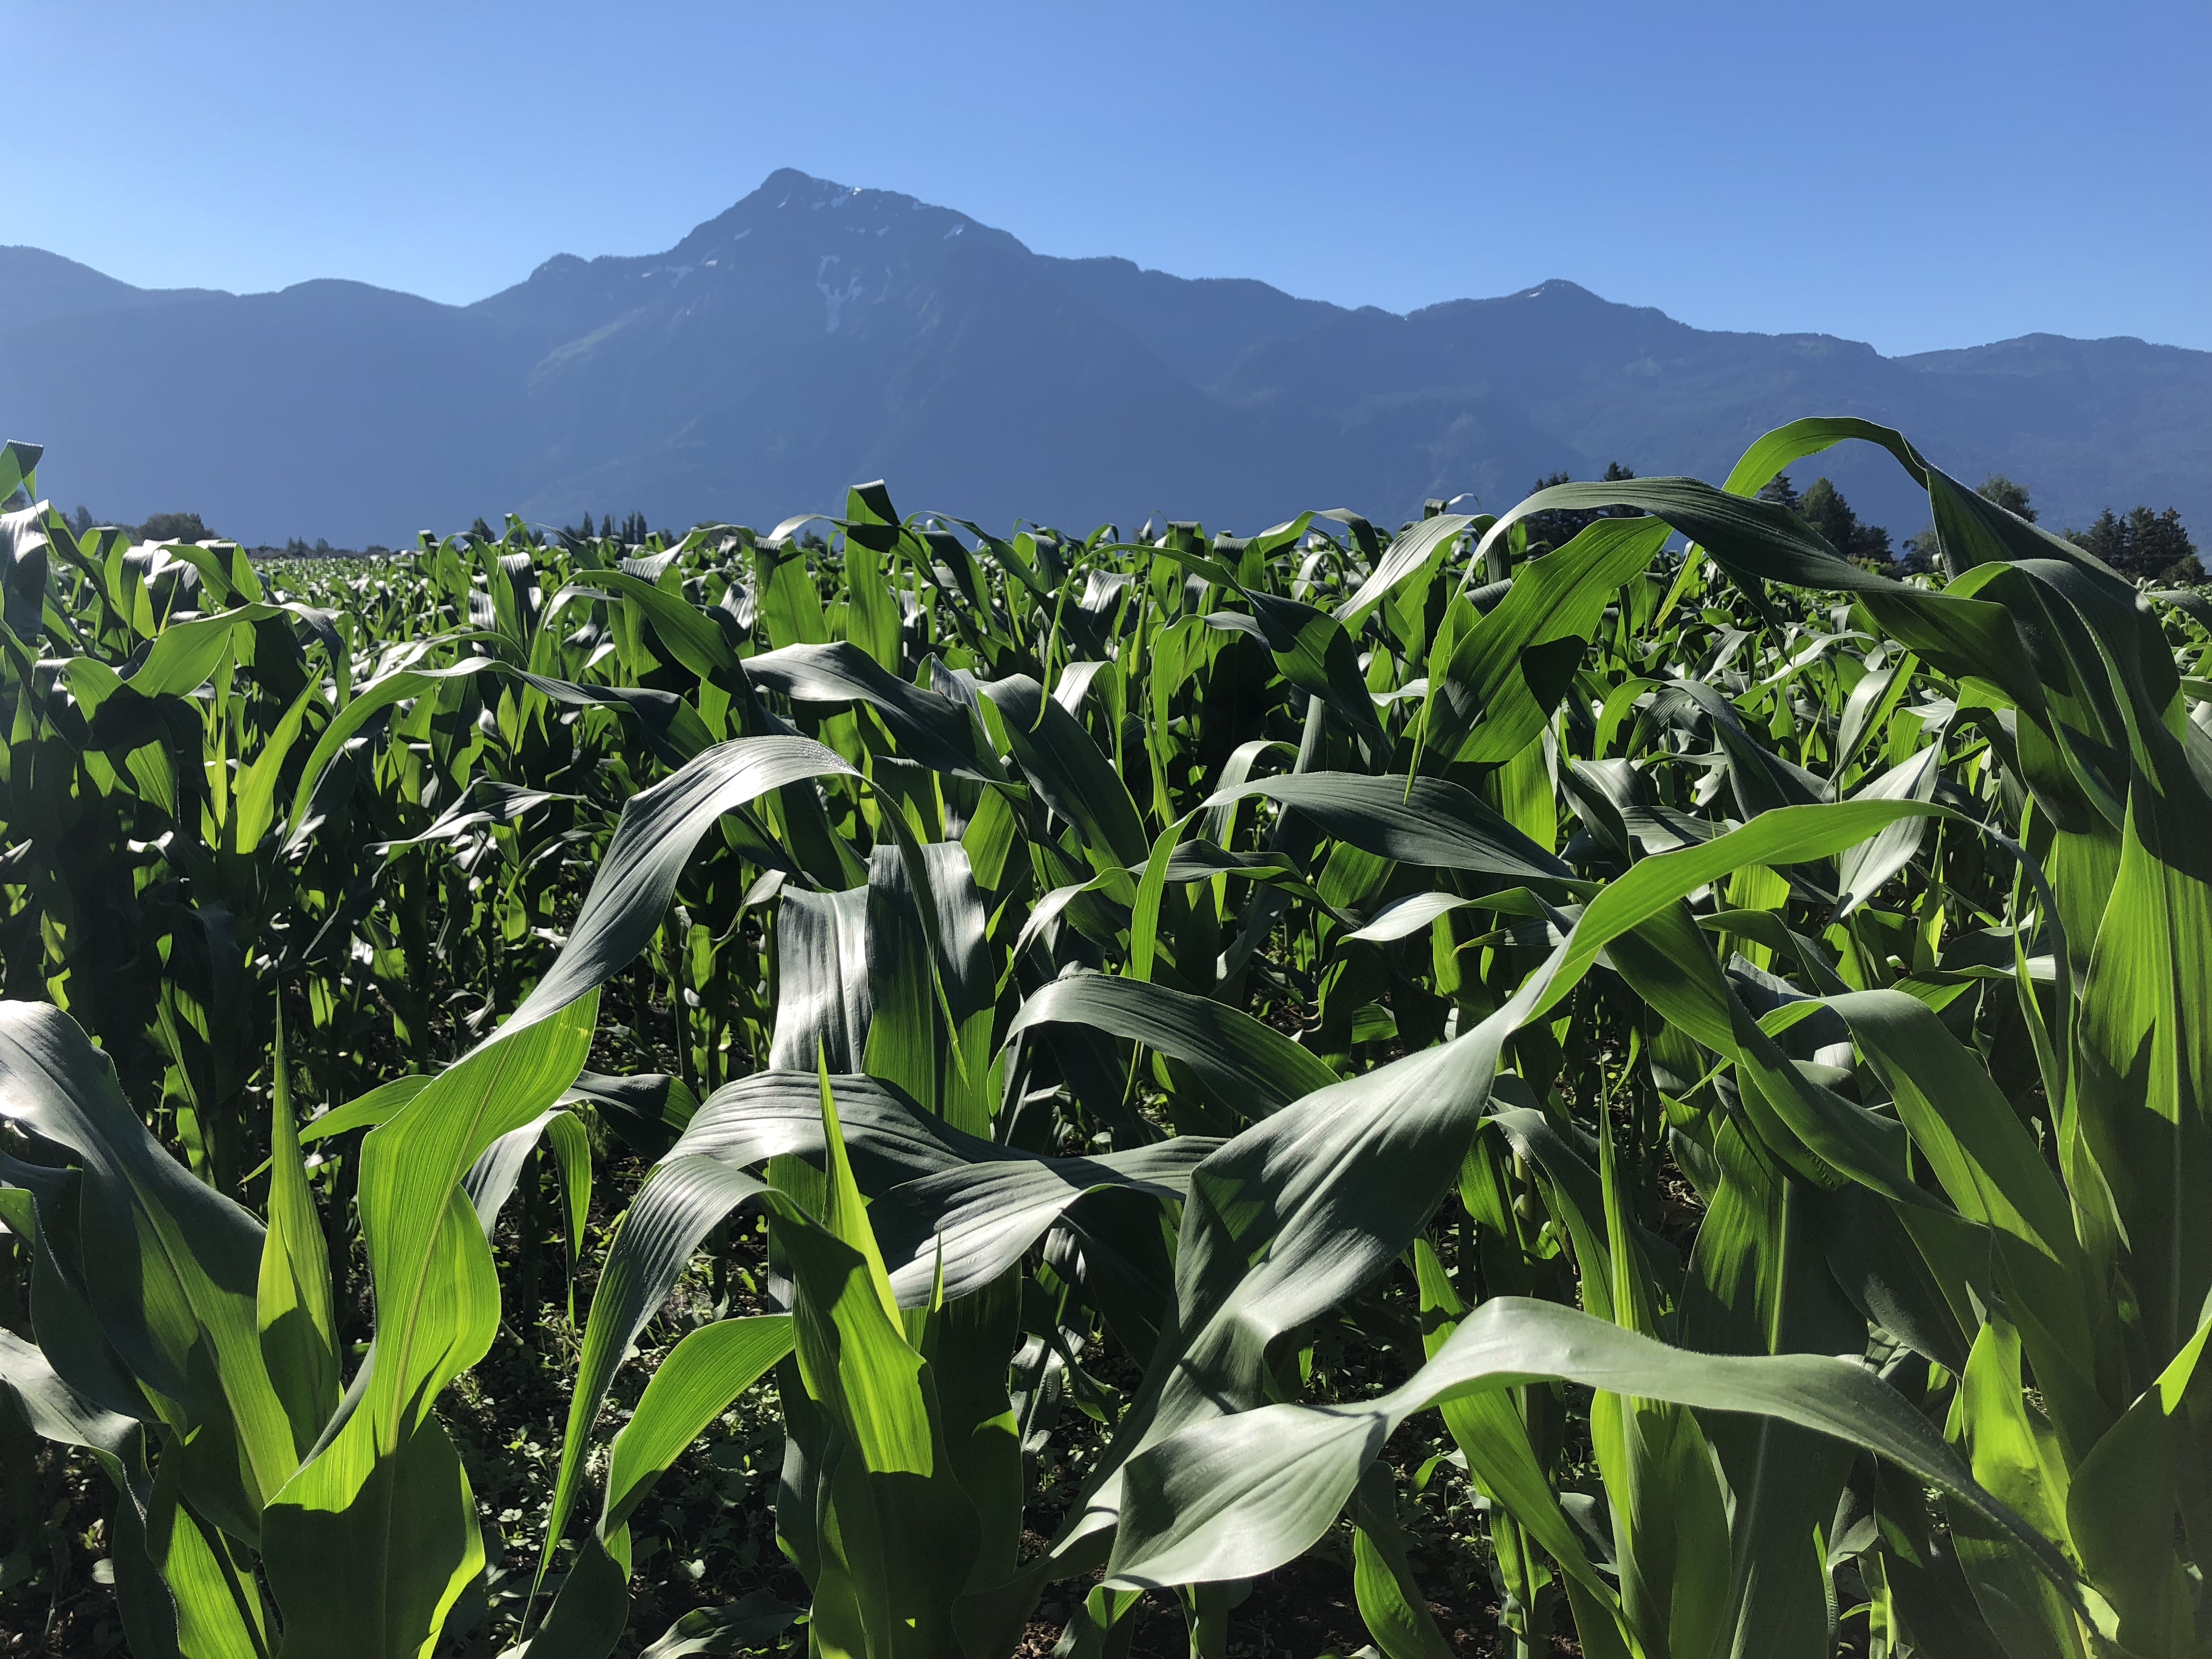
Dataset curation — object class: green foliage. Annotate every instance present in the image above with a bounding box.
[1799,476,1893,566]
[1519,460,1642,555]
[1978,474,2037,521]
[2067,503,2203,584]
[134,511,216,545]
[0,420,2207,1659]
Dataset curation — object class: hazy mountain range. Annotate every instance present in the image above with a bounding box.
[3,167,2205,546]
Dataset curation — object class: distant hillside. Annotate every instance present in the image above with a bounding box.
[0,245,223,330]
[2,170,2204,545]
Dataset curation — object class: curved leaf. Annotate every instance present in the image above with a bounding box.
[1005,972,1338,1119]
[1105,1297,2074,1601]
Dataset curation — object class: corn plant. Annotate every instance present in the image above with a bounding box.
[0,415,2205,1659]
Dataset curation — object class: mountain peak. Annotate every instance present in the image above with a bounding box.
[1516,279,1601,303]
[3,174,2200,545]
[757,165,845,194]
[665,168,1018,261]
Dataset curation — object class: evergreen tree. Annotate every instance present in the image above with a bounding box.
[2070,508,2126,567]
[1597,461,1644,520]
[1977,475,2036,521]
[2123,506,2197,581]
[1758,473,1802,514]
[67,505,93,537]
[1522,471,1576,554]
[2066,505,2201,583]
[1799,477,1856,548]
[1798,477,1893,567]
[1522,463,1642,553]
[468,516,496,543]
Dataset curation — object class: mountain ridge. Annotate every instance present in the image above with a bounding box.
[3,168,2204,544]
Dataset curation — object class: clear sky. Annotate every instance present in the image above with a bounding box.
[11,1,2209,356]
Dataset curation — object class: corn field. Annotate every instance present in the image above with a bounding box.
[0,415,2206,1659]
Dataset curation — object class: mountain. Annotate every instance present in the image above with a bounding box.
[1211,281,2210,548]
[0,246,224,331]
[1032,256,1345,386]
[2,168,2205,547]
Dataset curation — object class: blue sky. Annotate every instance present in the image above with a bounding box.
[12,1,2208,355]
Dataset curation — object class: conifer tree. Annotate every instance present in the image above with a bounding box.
[1977,475,2036,521]
[1798,477,1892,566]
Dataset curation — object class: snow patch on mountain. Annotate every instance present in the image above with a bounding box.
[815,255,865,332]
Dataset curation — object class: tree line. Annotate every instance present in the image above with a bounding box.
[45,484,2207,584]
[1520,464,2202,584]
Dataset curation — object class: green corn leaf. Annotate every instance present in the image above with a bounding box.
[1833,743,1945,915]
[1024,799,2017,1589]
[594,567,743,682]
[0,1328,183,1659]
[636,1593,800,1658]
[262,996,596,1658]
[752,532,831,648]
[1720,415,1931,500]
[866,1137,1217,1306]
[1105,1297,2075,1603]
[0,438,40,499]
[1349,1457,1457,1659]
[1337,511,1475,629]
[815,1049,902,1330]
[120,604,291,698]
[285,656,718,842]
[601,1314,794,1535]
[460,1106,583,1251]
[1824,989,2109,1447]
[293,1074,434,1148]
[1004,972,1337,1120]
[860,840,988,1132]
[1410,1241,1620,1619]
[664,1070,982,1187]
[1245,590,1389,758]
[532,1314,795,1659]
[843,535,904,669]
[1423,516,1668,770]
[1201,771,1571,884]
[747,641,1007,784]
[145,1452,270,1659]
[230,676,318,854]
[980,674,1150,876]
[770,886,873,1073]
[1943,1308,2087,1659]
[0,1001,295,1536]
[257,1007,338,1459]
[1675,1109,1869,1659]
[2071,781,2212,1370]
[260,1404,486,1659]
[539,1155,771,1593]
[1127,812,1197,985]
[1832,651,1918,779]
[504,736,859,1037]
[2063,1336,2203,1659]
